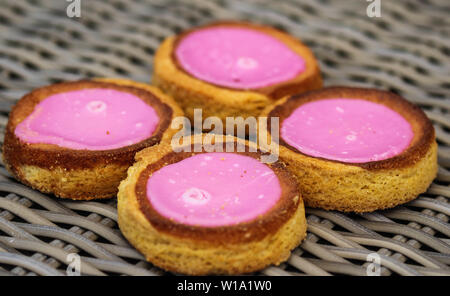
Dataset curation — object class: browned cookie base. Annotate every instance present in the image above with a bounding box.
[153,21,322,123]
[118,135,307,275]
[3,78,184,200]
[262,87,438,212]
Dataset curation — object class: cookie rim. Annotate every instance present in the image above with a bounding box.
[3,80,174,171]
[170,20,322,100]
[267,86,435,170]
[134,141,302,244]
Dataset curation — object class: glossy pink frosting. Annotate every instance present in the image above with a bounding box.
[175,27,305,89]
[281,98,414,163]
[15,88,160,150]
[146,153,282,227]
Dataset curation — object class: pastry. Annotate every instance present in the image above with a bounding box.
[3,78,183,200]
[262,87,438,212]
[153,21,322,123]
[117,135,306,275]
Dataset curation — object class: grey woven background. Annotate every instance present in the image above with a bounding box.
[0,0,449,276]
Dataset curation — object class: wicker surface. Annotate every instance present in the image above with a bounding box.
[0,0,449,276]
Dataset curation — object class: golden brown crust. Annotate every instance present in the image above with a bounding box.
[117,135,307,274]
[3,79,184,200]
[153,21,322,122]
[4,80,172,170]
[135,141,300,244]
[261,86,438,212]
[267,86,435,170]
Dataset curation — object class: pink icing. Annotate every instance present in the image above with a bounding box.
[146,153,281,227]
[281,98,414,163]
[175,27,306,89]
[15,88,160,150]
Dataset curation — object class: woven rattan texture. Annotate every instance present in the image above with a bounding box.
[0,0,449,276]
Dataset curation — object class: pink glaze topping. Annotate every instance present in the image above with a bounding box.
[146,153,282,227]
[281,98,414,163]
[175,27,306,89]
[15,88,160,150]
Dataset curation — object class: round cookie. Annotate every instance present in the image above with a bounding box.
[153,21,322,123]
[3,78,183,200]
[117,135,307,275]
[261,87,438,212]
